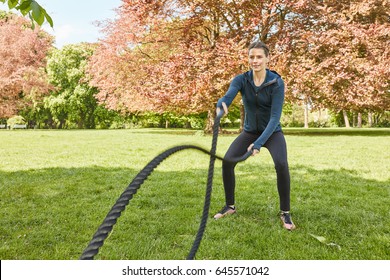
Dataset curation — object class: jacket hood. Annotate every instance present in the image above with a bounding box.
[244,69,281,88]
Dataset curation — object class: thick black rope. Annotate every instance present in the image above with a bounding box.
[80,112,251,260]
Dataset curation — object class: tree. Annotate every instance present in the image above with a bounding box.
[0,0,53,28]
[283,0,390,127]
[45,43,99,128]
[88,0,311,130]
[89,0,389,129]
[0,11,52,118]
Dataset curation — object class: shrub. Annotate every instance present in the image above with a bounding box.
[7,115,26,128]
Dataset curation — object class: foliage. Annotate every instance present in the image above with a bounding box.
[281,103,305,128]
[0,0,53,28]
[221,105,241,128]
[44,43,101,128]
[107,112,208,129]
[18,102,52,128]
[93,105,123,129]
[0,129,389,259]
[330,110,390,128]
[2,1,389,129]
[284,0,390,114]
[0,11,53,118]
[88,0,389,129]
[88,0,304,117]
[6,114,25,127]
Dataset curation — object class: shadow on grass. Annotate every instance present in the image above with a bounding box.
[123,127,390,137]
[0,164,389,260]
[283,128,390,136]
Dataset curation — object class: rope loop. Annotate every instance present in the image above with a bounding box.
[80,112,250,260]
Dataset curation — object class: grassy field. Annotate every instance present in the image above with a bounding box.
[0,128,389,260]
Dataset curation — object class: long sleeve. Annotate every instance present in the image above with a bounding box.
[216,75,243,109]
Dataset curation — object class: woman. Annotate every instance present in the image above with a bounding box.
[214,41,295,230]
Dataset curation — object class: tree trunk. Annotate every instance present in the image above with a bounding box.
[357,112,362,128]
[304,101,309,128]
[204,109,215,133]
[240,100,244,132]
[374,113,382,126]
[59,119,65,129]
[343,110,350,128]
[368,111,373,127]
[78,119,83,129]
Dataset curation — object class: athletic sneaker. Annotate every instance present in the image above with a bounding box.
[280,211,296,230]
[214,205,236,219]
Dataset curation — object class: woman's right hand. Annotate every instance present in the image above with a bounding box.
[216,102,228,116]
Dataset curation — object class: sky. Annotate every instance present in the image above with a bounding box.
[0,0,122,48]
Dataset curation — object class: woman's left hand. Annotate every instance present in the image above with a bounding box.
[247,144,260,156]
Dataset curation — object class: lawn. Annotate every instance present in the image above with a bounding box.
[0,128,389,260]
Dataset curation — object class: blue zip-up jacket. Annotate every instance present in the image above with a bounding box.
[217,69,285,150]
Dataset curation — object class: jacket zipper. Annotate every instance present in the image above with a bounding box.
[247,77,278,132]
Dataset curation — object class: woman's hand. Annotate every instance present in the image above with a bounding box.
[216,102,228,116]
[247,143,260,156]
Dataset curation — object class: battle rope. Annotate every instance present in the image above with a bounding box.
[80,111,251,260]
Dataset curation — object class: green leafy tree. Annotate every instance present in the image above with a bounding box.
[0,0,53,28]
[45,43,99,128]
[19,102,53,128]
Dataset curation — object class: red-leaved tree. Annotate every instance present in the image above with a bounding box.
[0,12,52,118]
[88,0,313,129]
[89,0,389,128]
[283,0,390,126]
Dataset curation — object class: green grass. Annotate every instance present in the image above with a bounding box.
[0,128,389,260]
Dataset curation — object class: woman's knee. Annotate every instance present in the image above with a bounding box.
[222,161,236,171]
[274,160,289,172]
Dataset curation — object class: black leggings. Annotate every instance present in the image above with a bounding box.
[222,131,291,211]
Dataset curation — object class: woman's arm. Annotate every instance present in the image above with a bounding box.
[216,75,243,110]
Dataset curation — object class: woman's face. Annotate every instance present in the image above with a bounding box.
[248,48,269,73]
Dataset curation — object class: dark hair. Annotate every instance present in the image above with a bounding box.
[248,41,270,57]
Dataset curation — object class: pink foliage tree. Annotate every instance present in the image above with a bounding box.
[283,0,389,126]
[88,0,307,129]
[89,0,389,128]
[0,12,52,118]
